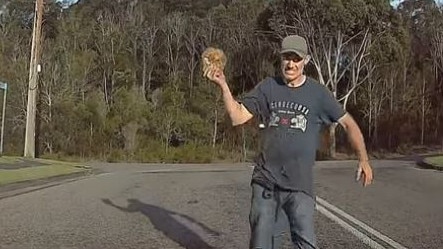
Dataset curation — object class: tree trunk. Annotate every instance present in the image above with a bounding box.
[421,75,426,145]
[103,71,109,108]
[142,46,147,99]
[48,91,53,154]
[122,121,140,153]
[189,64,195,98]
[368,79,372,140]
[212,109,217,148]
[164,118,172,155]
[329,124,337,159]
[148,69,153,95]
[374,100,380,145]
[89,122,93,154]
[389,75,394,149]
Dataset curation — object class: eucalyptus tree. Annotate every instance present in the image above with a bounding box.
[398,0,442,145]
[258,0,395,156]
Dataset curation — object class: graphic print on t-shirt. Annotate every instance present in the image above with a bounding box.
[269,101,310,132]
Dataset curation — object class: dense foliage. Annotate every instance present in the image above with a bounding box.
[0,0,442,162]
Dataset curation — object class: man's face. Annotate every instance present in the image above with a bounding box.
[281,52,305,82]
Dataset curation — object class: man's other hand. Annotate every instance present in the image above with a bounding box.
[356,160,373,187]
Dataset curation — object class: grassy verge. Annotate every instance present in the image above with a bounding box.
[425,156,443,167]
[0,156,90,186]
[0,157,22,164]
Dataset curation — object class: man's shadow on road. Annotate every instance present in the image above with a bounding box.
[102,198,220,249]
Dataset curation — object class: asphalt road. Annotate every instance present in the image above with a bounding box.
[0,160,441,249]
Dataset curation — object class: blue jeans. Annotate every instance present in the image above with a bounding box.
[249,183,317,249]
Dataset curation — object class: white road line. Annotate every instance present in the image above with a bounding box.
[316,204,386,249]
[317,197,408,249]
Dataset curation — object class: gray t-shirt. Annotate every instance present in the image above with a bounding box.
[241,76,346,197]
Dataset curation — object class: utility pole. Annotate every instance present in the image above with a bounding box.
[0,81,7,157]
[24,0,44,158]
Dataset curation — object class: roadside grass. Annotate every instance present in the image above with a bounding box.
[425,155,443,167]
[0,156,90,186]
[0,157,22,164]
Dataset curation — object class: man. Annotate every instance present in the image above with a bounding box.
[204,35,373,249]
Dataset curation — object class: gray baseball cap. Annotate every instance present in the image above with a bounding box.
[280,35,308,58]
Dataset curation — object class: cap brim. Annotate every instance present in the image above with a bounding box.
[280,49,306,58]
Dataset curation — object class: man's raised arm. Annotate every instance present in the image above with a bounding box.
[206,69,253,126]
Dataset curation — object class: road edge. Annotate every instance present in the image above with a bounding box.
[416,157,443,171]
[0,168,100,200]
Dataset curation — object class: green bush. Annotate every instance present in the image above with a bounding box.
[106,150,127,163]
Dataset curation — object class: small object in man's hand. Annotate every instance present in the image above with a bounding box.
[201,47,227,77]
